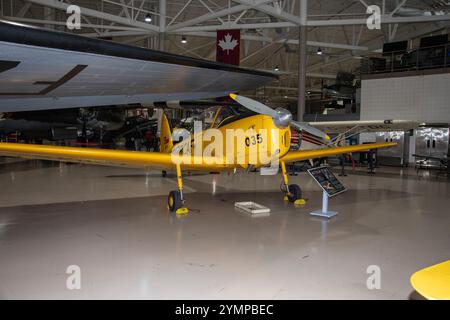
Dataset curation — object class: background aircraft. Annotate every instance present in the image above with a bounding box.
[0,106,129,142]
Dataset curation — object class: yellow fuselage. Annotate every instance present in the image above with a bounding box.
[172,114,292,170]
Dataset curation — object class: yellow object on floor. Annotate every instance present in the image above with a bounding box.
[410,260,450,300]
[176,207,189,215]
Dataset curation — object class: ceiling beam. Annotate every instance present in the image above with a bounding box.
[25,0,159,32]
[171,21,293,32]
[165,0,276,32]
[170,10,450,30]
[78,28,367,52]
[175,31,368,51]
[233,0,302,25]
[17,2,32,18]
[1,16,147,31]
[307,14,450,27]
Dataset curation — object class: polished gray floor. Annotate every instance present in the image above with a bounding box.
[0,158,449,299]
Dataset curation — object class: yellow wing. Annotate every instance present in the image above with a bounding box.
[0,142,396,170]
[281,142,397,163]
[411,261,450,300]
[0,142,228,171]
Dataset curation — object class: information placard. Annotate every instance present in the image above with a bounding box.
[308,166,346,197]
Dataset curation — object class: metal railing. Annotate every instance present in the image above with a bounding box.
[361,43,450,75]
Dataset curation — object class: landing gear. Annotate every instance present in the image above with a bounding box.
[367,149,376,175]
[281,161,306,205]
[168,190,182,212]
[287,184,303,203]
[167,164,189,215]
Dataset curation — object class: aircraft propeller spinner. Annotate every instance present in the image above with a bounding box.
[229,94,329,141]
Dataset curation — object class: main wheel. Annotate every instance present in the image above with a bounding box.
[168,190,182,212]
[287,184,302,203]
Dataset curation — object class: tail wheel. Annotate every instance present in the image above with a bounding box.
[287,184,302,203]
[168,190,182,212]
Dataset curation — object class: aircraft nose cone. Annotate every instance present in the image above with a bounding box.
[273,108,292,128]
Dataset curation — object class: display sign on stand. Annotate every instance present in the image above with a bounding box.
[308,167,346,218]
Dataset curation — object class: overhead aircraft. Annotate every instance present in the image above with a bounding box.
[0,20,275,112]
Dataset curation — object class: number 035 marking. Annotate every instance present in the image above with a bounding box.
[245,134,263,147]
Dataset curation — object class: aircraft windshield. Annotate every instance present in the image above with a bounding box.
[175,105,252,133]
[196,106,242,130]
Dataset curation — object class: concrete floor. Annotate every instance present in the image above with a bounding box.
[0,158,449,299]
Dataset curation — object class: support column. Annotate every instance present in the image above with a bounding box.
[297,0,307,122]
[159,0,166,51]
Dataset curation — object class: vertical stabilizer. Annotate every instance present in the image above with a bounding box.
[160,113,173,153]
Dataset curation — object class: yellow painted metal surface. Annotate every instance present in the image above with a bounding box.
[0,141,397,171]
[176,207,189,215]
[282,142,397,163]
[159,112,174,154]
[176,164,183,190]
[280,161,289,187]
[172,114,291,169]
[411,260,450,300]
[0,142,228,171]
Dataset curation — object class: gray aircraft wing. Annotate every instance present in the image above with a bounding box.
[309,120,419,145]
[0,20,276,112]
[309,120,419,134]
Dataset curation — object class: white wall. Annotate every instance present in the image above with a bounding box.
[361,73,450,123]
[361,72,450,163]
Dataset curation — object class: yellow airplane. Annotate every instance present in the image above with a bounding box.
[0,94,396,215]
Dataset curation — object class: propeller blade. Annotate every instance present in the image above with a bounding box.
[230,94,329,141]
[229,94,277,118]
[291,121,330,141]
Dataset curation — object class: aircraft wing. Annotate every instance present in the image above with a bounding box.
[0,142,229,171]
[309,120,419,134]
[410,260,450,300]
[0,142,396,169]
[282,142,397,163]
[0,20,276,112]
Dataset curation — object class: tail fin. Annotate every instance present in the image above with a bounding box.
[159,112,173,153]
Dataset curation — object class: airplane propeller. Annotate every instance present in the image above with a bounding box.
[229,94,329,141]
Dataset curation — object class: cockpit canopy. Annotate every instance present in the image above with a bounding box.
[176,106,256,133]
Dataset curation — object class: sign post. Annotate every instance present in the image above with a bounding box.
[308,167,346,219]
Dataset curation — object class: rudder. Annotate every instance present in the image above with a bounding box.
[159,112,173,153]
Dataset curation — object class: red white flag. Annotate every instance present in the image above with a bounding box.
[216,30,240,66]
